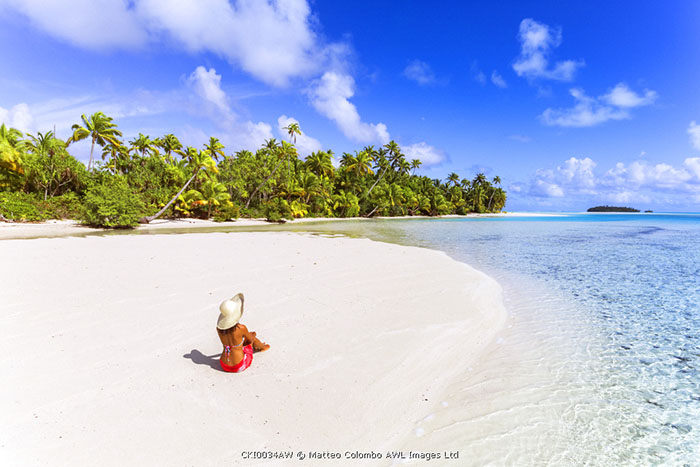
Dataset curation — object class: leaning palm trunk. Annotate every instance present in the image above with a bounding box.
[366,165,389,197]
[87,138,96,172]
[244,158,285,210]
[139,167,201,223]
[365,205,380,218]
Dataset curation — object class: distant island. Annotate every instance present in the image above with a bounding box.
[587,206,640,213]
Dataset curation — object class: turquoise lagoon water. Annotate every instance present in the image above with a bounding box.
[248,213,700,465]
[104,213,700,464]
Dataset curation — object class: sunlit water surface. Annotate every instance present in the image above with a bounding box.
[103,214,700,464]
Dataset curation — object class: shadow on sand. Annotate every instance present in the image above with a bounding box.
[183,349,224,372]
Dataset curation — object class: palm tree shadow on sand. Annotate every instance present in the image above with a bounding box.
[183,350,225,372]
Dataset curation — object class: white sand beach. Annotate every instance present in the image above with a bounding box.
[1,229,505,466]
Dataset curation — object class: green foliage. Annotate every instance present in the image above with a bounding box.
[23,149,88,199]
[264,197,291,222]
[213,204,240,222]
[0,124,26,190]
[0,191,85,222]
[0,192,45,221]
[3,114,508,223]
[126,153,182,211]
[44,192,84,219]
[199,179,231,217]
[80,176,144,228]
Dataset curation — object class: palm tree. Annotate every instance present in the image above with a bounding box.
[397,158,411,175]
[0,123,23,146]
[386,183,405,209]
[410,159,422,175]
[486,176,502,212]
[140,148,217,223]
[244,140,296,209]
[346,150,374,178]
[305,151,334,178]
[129,133,156,159]
[67,112,122,171]
[446,172,460,187]
[283,122,301,144]
[0,124,25,183]
[473,172,488,187]
[101,142,130,174]
[297,171,321,203]
[373,141,402,187]
[282,123,301,178]
[199,179,231,218]
[367,147,391,196]
[25,131,60,156]
[156,134,184,163]
[263,138,278,151]
[332,189,360,217]
[384,140,400,161]
[340,152,356,169]
[204,137,225,161]
[470,184,487,213]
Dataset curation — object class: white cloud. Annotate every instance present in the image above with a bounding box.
[541,83,657,128]
[0,0,326,87]
[0,0,147,49]
[136,0,321,87]
[512,18,583,81]
[603,160,694,189]
[309,71,389,144]
[403,60,435,85]
[525,156,700,206]
[276,115,322,157]
[491,70,507,88]
[402,142,446,167]
[513,156,700,210]
[541,88,627,127]
[0,103,34,132]
[531,157,597,197]
[603,83,657,108]
[0,0,395,148]
[558,156,597,190]
[188,66,230,115]
[238,121,274,150]
[532,179,564,197]
[688,121,700,150]
[186,66,273,150]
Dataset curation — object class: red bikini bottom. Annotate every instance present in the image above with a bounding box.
[220,344,253,373]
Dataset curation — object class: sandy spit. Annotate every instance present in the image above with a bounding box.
[1,231,505,466]
[0,211,563,240]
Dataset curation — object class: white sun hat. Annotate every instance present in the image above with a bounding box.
[217,293,244,330]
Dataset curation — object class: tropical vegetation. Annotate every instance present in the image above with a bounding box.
[0,113,506,227]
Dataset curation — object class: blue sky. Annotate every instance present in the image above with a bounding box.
[1,0,699,211]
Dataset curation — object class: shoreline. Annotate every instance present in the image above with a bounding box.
[1,229,507,465]
[0,212,563,241]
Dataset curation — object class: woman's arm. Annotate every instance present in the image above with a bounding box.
[239,324,269,351]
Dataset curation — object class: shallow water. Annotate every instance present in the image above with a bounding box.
[97,214,700,464]
[238,214,700,465]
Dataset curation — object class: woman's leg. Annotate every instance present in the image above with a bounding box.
[243,331,270,352]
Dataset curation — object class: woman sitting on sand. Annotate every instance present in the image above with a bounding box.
[216,293,270,373]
